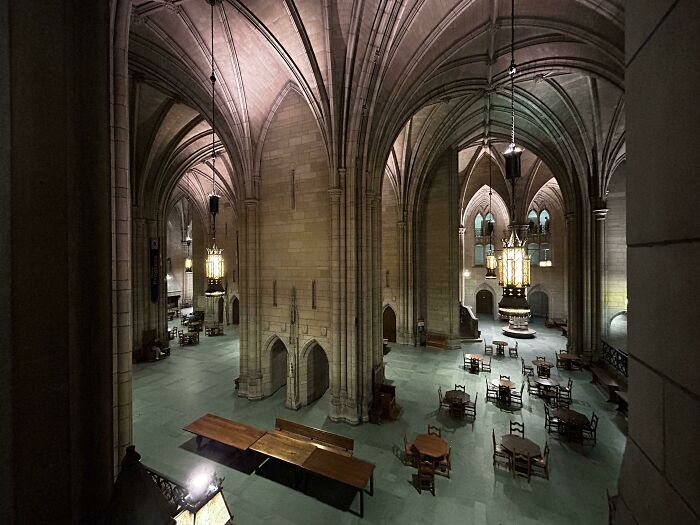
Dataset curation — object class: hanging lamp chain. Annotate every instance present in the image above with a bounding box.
[509,0,516,147]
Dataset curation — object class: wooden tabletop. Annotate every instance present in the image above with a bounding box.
[534,377,560,387]
[463,353,482,361]
[444,390,469,403]
[250,430,317,466]
[501,434,541,458]
[558,353,581,360]
[302,448,375,490]
[532,359,554,368]
[492,378,515,389]
[493,340,508,346]
[183,414,266,450]
[413,434,449,459]
[553,408,590,428]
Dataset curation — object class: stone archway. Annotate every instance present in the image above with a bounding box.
[268,338,288,396]
[529,291,549,318]
[476,289,493,314]
[383,305,397,342]
[231,296,240,325]
[302,341,330,405]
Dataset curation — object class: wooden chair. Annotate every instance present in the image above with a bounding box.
[403,434,418,467]
[510,383,525,408]
[427,425,441,437]
[500,375,511,381]
[415,461,436,496]
[454,384,466,392]
[486,377,498,403]
[557,379,573,408]
[470,357,480,373]
[509,341,519,358]
[464,392,477,420]
[463,354,470,371]
[509,420,525,437]
[544,404,562,434]
[498,385,511,405]
[436,447,451,478]
[513,451,531,481]
[492,429,512,470]
[522,357,534,376]
[556,351,565,369]
[481,356,492,373]
[527,375,539,395]
[484,341,494,355]
[531,441,550,479]
[538,365,551,379]
[437,387,450,413]
[582,413,598,445]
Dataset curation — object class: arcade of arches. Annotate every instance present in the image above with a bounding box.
[2,1,700,524]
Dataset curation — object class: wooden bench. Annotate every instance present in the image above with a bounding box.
[274,418,354,456]
[425,333,448,349]
[590,364,623,402]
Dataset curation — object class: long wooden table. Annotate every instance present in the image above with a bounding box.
[183,414,375,517]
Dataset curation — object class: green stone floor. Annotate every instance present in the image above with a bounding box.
[133,318,626,524]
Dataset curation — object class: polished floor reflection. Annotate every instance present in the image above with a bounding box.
[133,318,626,524]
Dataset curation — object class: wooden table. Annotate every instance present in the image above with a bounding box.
[444,390,469,404]
[493,340,508,356]
[183,331,199,345]
[501,434,542,458]
[491,378,515,389]
[250,431,317,466]
[532,359,554,377]
[558,352,582,369]
[183,413,266,450]
[534,377,559,388]
[464,353,482,373]
[553,407,590,440]
[413,434,449,460]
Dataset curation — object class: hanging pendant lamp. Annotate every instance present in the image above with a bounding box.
[204,0,225,297]
[485,100,497,280]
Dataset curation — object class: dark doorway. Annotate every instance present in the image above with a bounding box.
[382,306,397,342]
[270,339,287,395]
[305,343,329,405]
[231,297,240,325]
[529,291,549,318]
[217,297,224,324]
[476,290,493,314]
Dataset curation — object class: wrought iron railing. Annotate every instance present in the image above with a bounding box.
[145,465,187,515]
[601,340,628,377]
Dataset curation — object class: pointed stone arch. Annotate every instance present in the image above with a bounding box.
[262,334,289,397]
[299,339,330,406]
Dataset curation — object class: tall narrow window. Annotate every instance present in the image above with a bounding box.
[385,270,390,287]
[474,244,485,266]
[290,169,296,210]
[474,213,483,237]
[312,280,316,309]
[273,280,277,307]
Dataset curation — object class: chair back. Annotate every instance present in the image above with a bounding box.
[471,357,479,367]
[568,378,573,390]
[544,403,550,419]
[509,420,525,437]
[491,428,497,448]
[591,412,599,430]
[471,392,478,405]
[418,460,435,477]
[427,425,441,437]
[438,386,443,400]
[543,441,550,463]
[520,382,525,394]
[500,375,510,380]
[536,355,545,361]
[455,384,465,392]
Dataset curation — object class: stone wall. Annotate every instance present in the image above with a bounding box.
[258,88,331,396]
[604,162,627,348]
[381,180,400,325]
[615,2,700,523]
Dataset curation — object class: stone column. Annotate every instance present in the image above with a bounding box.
[592,208,608,360]
[328,186,343,418]
[565,212,579,354]
[447,148,461,347]
[459,226,465,304]
[244,198,262,399]
[397,219,410,343]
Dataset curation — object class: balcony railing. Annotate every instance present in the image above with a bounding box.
[145,465,188,516]
[601,340,628,377]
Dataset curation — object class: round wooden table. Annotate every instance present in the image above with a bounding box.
[558,352,582,369]
[501,434,541,458]
[413,434,449,459]
[463,353,482,361]
[493,340,508,355]
[444,390,469,404]
[553,407,589,427]
[534,377,559,388]
[491,378,515,389]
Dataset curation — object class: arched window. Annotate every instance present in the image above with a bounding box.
[527,242,540,265]
[539,209,550,233]
[528,210,538,232]
[484,212,494,236]
[474,213,483,236]
[474,244,485,266]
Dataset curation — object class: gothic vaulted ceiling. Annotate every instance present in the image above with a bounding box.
[129,0,625,214]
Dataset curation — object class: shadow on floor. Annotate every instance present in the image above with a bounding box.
[255,458,358,512]
[179,438,262,475]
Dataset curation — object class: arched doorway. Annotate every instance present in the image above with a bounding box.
[217,297,224,324]
[529,291,549,318]
[476,290,493,314]
[231,297,240,325]
[270,339,288,395]
[383,306,397,342]
[304,342,329,405]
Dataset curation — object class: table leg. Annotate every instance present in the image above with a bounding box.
[369,473,374,496]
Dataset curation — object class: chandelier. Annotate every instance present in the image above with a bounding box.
[497,0,531,324]
[204,0,225,297]
[184,235,193,273]
[485,111,497,279]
